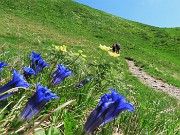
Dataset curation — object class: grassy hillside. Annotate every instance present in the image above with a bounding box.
[0,0,179,134]
[1,0,179,87]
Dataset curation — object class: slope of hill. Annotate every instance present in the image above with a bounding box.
[0,0,179,134]
[1,0,179,87]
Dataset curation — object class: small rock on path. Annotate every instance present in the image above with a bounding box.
[126,59,180,100]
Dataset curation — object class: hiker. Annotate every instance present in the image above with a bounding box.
[112,44,116,52]
[115,43,120,54]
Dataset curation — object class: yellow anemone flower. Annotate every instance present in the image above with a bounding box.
[81,57,86,62]
[60,45,67,52]
[78,50,83,54]
[81,54,87,58]
[52,44,61,51]
[108,51,120,57]
[73,53,80,56]
[52,44,67,52]
[54,46,60,51]
[99,44,111,51]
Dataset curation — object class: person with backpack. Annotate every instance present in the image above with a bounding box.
[112,44,116,52]
[115,43,120,54]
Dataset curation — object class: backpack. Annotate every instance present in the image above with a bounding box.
[116,44,120,49]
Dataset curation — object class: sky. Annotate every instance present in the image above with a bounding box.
[73,0,180,28]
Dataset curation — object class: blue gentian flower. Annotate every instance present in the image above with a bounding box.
[73,78,91,89]
[29,51,49,75]
[30,51,41,71]
[0,62,8,81]
[84,89,135,133]
[51,64,72,85]
[0,69,30,101]
[21,83,58,120]
[0,62,8,70]
[30,51,42,62]
[35,59,49,74]
[23,66,35,79]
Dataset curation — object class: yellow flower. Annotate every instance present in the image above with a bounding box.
[54,46,61,51]
[99,44,111,51]
[108,51,120,57]
[60,45,67,52]
[52,44,61,51]
[73,53,80,56]
[78,50,83,54]
[81,54,87,58]
[81,57,86,62]
[52,44,67,52]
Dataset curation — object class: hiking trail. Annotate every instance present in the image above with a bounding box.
[126,59,180,100]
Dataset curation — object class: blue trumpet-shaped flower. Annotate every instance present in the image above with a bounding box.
[0,62,8,81]
[21,83,58,120]
[51,64,72,85]
[23,66,35,79]
[30,51,41,71]
[73,78,91,89]
[35,59,49,74]
[0,69,30,101]
[84,89,135,133]
[30,51,42,61]
[0,62,8,70]
[30,51,49,75]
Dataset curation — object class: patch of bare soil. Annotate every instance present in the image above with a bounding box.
[126,59,180,100]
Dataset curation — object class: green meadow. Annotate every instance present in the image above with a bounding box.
[0,0,179,134]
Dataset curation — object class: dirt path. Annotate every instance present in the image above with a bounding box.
[126,59,180,100]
